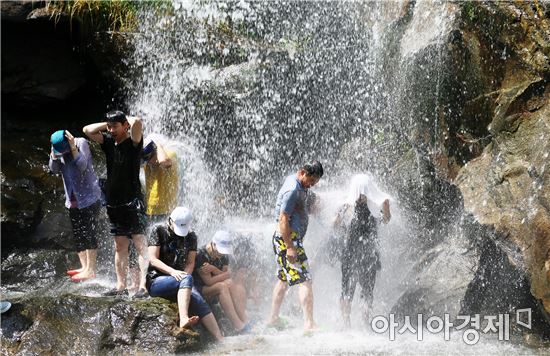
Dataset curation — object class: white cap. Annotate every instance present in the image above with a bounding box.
[212,230,233,255]
[170,207,193,237]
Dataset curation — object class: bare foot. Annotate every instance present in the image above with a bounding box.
[71,271,96,282]
[266,317,289,331]
[304,321,318,332]
[73,271,96,279]
[180,315,200,329]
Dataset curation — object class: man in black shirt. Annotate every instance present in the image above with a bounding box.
[83,111,149,297]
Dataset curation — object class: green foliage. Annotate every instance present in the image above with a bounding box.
[462,2,478,23]
[46,0,140,32]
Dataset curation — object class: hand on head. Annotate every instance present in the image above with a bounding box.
[64,130,76,150]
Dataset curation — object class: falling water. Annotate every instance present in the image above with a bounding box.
[115,0,534,353]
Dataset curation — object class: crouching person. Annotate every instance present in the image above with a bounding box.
[146,207,223,341]
[193,231,251,334]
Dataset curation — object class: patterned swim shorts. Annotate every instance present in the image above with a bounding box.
[272,231,311,286]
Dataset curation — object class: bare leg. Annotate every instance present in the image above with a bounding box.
[201,313,224,341]
[77,250,87,271]
[177,288,199,328]
[131,234,149,291]
[127,242,140,292]
[86,249,97,275]
[128,267,140,293]
[299,281,316,331]
[114,236,130,290]
[340,298,352,329]
[73,249,97,279]
[203,281,245,331]
[267,280,288,325]
[230,269,249,323]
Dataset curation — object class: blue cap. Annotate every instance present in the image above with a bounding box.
[142,140,157,163]
[51,130,70,155]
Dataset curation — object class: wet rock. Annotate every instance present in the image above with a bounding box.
[456,88,550,316]
[1,249,73,295]
[391,219,478,320]
[0,1,43,23]
[0,301,33,355]
[352,0,550,334]
[385,0,550,325]
[0,294,205,355]
[460,236,550,338]
[1,1,130,112]
[1,21,88,109]
[0,131,66,253]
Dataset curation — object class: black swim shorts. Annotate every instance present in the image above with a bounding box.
[106,198,147,237]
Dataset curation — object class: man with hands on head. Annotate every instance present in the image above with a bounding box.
[83,111,149,298]
[49,129,102,282]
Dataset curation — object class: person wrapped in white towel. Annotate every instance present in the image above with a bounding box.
[333,173,391,328]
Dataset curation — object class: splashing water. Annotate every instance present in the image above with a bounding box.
[115,0,534,353]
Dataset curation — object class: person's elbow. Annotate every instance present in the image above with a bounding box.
[75,160,87,172]
[49,162,60,173]
[277,216,288,232]
[82,125,91,136]
[158,157,172,168]
[130,116,142,128]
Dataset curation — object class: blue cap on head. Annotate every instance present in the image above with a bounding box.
[142,140,157,163]
[51,130,70,155]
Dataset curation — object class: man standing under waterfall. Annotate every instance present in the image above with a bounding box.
[267,161,323,333]
[48,129,102,282]
[83,111,149,298]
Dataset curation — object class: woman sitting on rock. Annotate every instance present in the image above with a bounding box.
[193,231,251,334]
[146,207,223,340]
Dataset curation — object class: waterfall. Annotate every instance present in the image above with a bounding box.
[118,0,538,352]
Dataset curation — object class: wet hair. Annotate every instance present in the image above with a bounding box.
[105,110,127,124]
[301,161,324,177]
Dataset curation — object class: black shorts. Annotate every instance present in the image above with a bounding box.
[106,198,147,237]
[341,238,380,303]
[69,200,102,252]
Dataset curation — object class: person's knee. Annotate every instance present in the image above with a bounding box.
[178,275,193,289]
[233,268,247,283]
[190,291,212,318]
[132,235,148,254]
[114,238,130,253]
[214,281,229,295]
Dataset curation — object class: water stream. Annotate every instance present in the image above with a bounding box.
[106,1,543,353]
[2,0,541,354]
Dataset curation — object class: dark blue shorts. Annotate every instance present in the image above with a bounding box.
[148,274,211,318]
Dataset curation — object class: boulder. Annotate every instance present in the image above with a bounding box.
[1,25,88,109]
[456,85,550,315]
[0,294,206,355]
[1,249,73,295]
[0,1,44,23]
